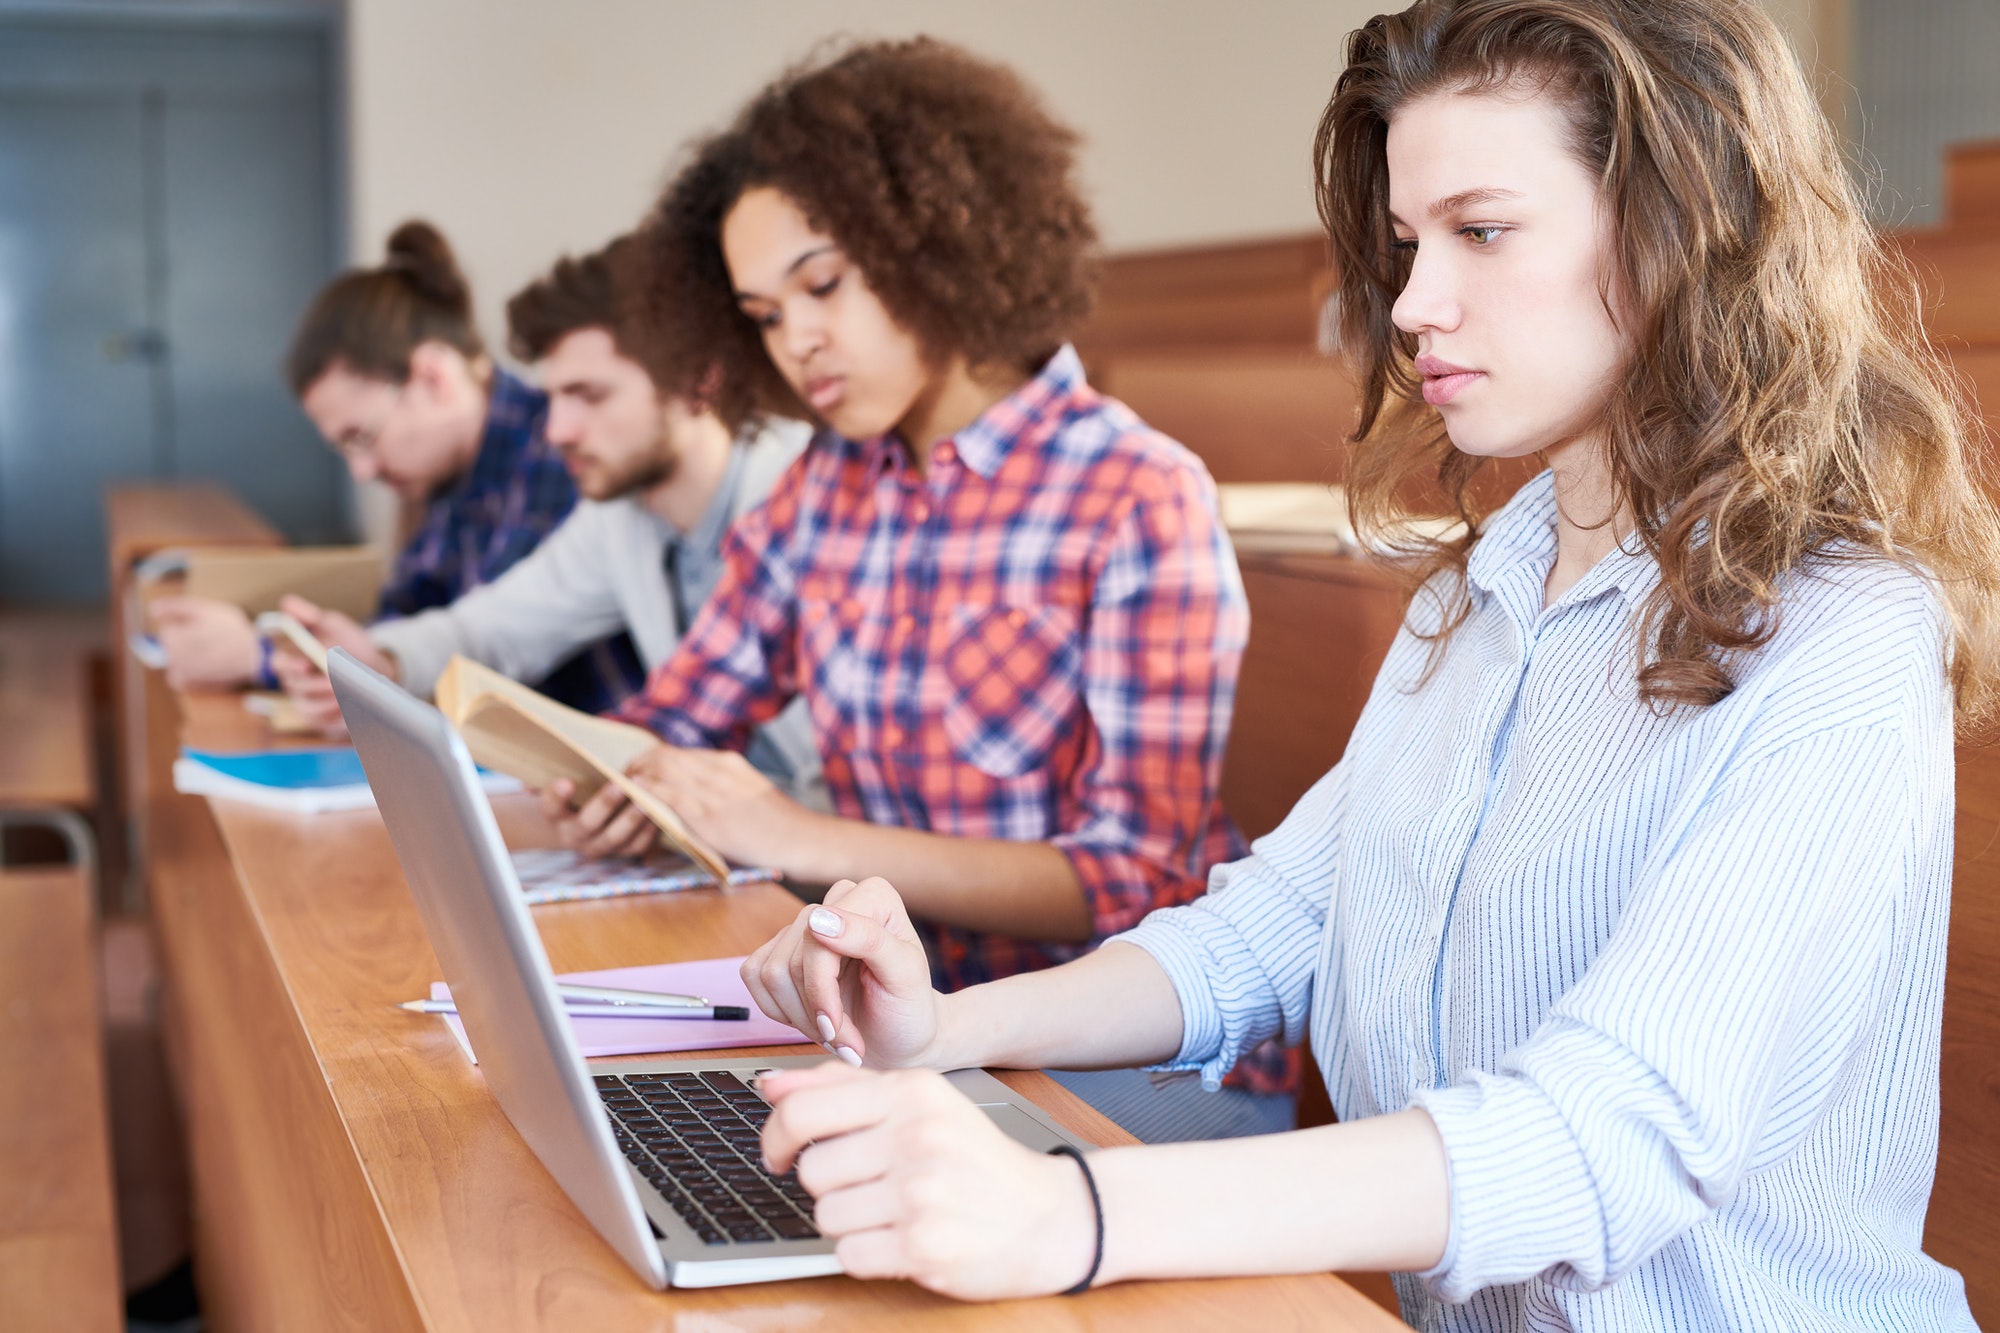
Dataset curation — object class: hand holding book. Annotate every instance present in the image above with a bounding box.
[435,656,734,883]
[266,595,398,739]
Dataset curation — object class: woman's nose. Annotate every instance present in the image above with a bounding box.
[1391,248,1461,337]
[780,305,827,365]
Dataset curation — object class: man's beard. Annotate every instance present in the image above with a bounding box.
[585,443,679,502]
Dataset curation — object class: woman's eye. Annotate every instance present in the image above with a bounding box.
[1390,236,1417,252]
[1460,225,1505,246]
[808,274,841,299]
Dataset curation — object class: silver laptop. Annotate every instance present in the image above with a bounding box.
[329,649,1091,1289]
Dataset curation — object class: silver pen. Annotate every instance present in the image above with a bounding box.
[400,998,748,1021]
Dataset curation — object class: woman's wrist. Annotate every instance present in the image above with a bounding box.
[772,801,861,886]
[914,987,972,1070]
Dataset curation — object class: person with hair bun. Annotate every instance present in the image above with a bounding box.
[151,221,641,719]
[550,39,1251,1009]
[269,234,822,801]
[725,2,1992,1324]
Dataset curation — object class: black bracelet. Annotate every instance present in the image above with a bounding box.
[1046,1143,1103,1295]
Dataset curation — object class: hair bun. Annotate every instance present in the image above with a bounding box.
[383,219,470,316]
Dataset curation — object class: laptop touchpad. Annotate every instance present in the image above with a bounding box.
[976,1102,1070,1153]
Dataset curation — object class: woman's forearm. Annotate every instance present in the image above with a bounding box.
[932,941,1186,1073]
[1092,1109,1452,1283]
[784,809,1094,941]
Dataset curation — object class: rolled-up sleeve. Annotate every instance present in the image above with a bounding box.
[1412,724,1912,1300]
[1114,761,1347,1088]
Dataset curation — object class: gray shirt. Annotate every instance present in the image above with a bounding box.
[371,420,822,801]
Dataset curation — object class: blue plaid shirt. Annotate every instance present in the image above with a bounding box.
[375,368,643,712]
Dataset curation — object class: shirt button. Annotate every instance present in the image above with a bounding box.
[935,441,956,464]
[1006,609,1026,628]
[911,501,931,523]
[897,613,916,634]
[884,725,904,746]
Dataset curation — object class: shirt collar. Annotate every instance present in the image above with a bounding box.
[853,344,1085,485]
[1465,467,1661,608]
[950,344,1084,479]
[664,435,750,551]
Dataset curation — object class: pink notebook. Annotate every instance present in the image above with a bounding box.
[430,956,809,1063]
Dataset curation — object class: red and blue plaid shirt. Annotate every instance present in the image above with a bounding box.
[375,368,643,713]
[617,346,1249,988]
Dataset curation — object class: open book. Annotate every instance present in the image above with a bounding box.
[433,655,730,884]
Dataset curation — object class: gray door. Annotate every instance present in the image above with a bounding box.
[0,16,344,606]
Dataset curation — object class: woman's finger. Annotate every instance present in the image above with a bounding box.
[761,924,826,1041]
[759,1064,885,1172]
[809,1174,903,1239]
[583,798,651,860]
[832,1227,910,1282]
[794,1122,894,1199]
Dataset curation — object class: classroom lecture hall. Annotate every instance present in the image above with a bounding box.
[3,0,1998,1329]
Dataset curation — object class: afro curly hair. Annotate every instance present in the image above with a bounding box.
[639,37,1099,430]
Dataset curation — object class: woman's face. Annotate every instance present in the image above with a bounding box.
[299,343,483,499]
[1386,87,1629,465]
[721,186,933,441]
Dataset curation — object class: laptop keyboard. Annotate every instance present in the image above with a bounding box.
[595,1071,821,1246]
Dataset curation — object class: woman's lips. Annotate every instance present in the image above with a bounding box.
[1421,370,1482,406]
[1416,355,1482,407]
[804,376,844,413]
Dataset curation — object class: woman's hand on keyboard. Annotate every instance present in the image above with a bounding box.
[742,877,946,1069]
[758,1061,1098,1300]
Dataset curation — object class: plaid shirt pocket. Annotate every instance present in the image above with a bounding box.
[938,603,1083,778]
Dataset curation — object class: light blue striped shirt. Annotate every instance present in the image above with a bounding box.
[1119,471,1974,1330]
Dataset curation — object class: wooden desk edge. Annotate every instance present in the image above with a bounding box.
[164,690,1408,1329]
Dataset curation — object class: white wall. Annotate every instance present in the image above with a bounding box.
[345,0,1381,342]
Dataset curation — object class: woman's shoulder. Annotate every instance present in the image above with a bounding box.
[1766,551,1947,662]
[1050,389,1222,506]
[1724,551,1951,743]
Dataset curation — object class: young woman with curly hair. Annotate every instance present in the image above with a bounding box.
[736,1,1996,1324]
[548,39,1250,1003]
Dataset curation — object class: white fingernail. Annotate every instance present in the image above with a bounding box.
[836,1045,862,1068]
[808,907,843,938]
[816,1013,836,1043]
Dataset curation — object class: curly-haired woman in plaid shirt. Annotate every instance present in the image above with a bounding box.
[543,39,1251,1001]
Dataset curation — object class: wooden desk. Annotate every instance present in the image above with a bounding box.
[0,610,105,872]
[0,611,102,812]
[103,484,281,910]
[148,691,1404,1331]
[0,867,122,1330]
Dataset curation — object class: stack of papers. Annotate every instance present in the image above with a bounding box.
[1217,482,1466,556]
[1218,482,1357,553]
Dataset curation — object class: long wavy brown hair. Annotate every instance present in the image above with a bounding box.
[1319,0,2000,731]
